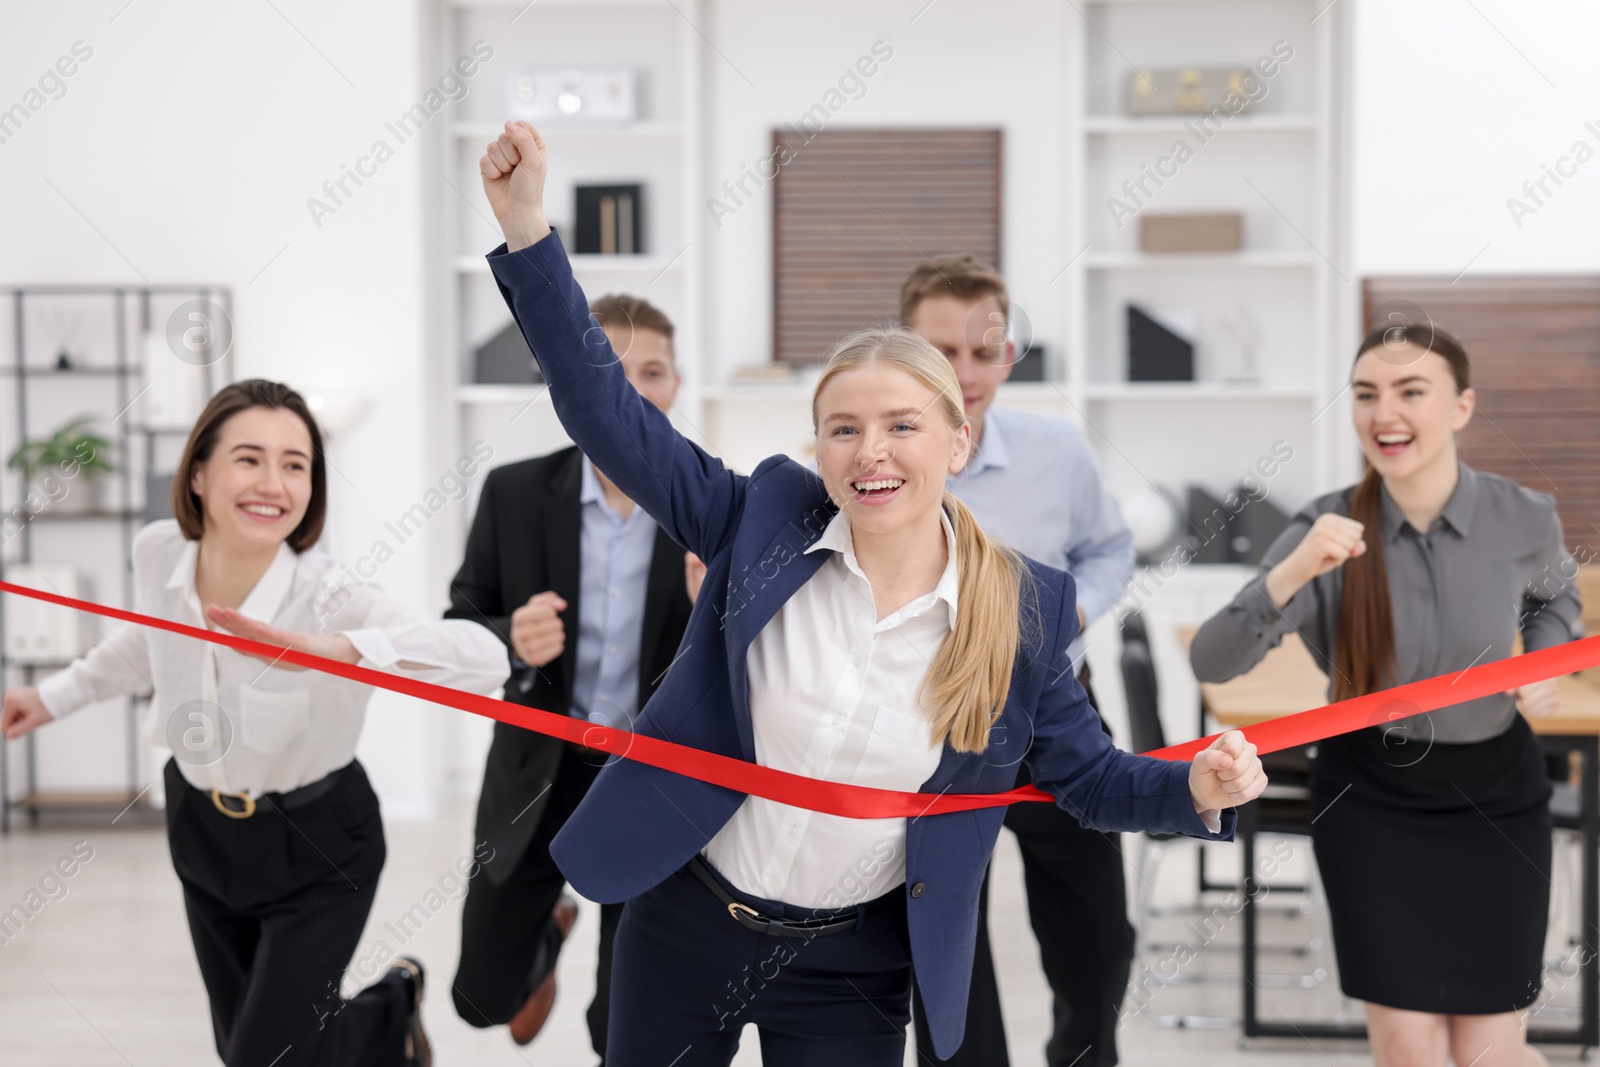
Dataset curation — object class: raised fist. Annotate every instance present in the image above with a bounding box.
[479,120,552,252]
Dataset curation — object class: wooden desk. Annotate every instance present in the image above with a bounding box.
[1174,627,1600,1051]
[1178,628,1600,736]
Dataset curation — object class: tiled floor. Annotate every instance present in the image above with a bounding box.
[0,802,1587,1065]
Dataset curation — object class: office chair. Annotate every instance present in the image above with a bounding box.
[1120,613,1333,1031]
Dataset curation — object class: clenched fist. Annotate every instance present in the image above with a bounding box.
[2,686,53,741]
[480,120,553,253]
[1266,513,1367,607]
[1189,730,1266,814]
[1512,678,1560,719]
[511,591,568,669]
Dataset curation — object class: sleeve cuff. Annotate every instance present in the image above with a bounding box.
[1198,808,1223,834]
[1242,573,1291,634]
[1073,583,1115,630]
[36,671,89,720]
[343,628,399,669]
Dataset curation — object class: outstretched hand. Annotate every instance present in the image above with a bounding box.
[205,606,359,672]
[1188,729,1266,814]
[480,120,553,252]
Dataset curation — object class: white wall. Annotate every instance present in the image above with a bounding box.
[0,0,452,818]
[1350,0,1600,277]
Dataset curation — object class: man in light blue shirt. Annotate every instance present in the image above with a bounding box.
[570,454,659,730]
[904,255,1136,1067]
[948,407,1133,670]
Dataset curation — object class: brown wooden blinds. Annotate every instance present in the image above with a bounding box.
[772,128,1002,365]
[1361,277,1600,549]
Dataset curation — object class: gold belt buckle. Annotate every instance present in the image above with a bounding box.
[210,788,257,819]
[727,901,759,923]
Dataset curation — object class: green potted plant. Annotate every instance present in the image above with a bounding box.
[6,416,116,515]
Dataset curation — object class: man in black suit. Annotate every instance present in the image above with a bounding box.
[448,294,699,1057]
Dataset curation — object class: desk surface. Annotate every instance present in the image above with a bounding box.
[1176,628,1600,736]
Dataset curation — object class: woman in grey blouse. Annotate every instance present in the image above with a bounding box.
[1192,323,1581,1067]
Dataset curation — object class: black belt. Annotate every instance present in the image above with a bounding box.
[686,856,861,938]
[205,763,347,820]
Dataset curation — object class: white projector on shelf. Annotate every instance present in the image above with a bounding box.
[510,68,636,123]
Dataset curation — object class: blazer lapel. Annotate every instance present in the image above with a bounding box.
[919,742,968,797]
[638,525,684,709]
[544,448,583,708]
[723,512,833,761]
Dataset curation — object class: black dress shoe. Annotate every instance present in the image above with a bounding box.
[387,956,432,1067]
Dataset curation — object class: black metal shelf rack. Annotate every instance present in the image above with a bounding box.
[1,285,233,832]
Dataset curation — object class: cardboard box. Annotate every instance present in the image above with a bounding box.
[1140,213,1243,253]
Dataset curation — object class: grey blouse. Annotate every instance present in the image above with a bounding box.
[1190,463,1582,744]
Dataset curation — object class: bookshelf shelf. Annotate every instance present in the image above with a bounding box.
[1084,113,1320,134]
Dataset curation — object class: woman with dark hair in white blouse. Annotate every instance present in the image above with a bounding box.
[3,380,508,1067]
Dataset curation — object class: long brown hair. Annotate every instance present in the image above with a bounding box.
[1333,324,1471,700]
[172,379,327,552]
[812,329,1037,753]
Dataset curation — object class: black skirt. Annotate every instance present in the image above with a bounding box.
[1309,713,1552,1014]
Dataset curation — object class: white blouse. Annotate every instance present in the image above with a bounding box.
[704,510,955,910]
[37,520,508,797]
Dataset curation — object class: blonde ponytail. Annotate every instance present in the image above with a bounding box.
[924,491,1032,752]
[812,329,1036,754]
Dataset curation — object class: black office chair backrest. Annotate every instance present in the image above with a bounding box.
[1120,608,1149,647]
[1120,612,1166,755]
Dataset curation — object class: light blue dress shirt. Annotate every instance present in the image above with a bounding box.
[946,406,1135,666]
[571,456,660,729]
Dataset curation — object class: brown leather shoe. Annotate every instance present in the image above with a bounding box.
[508,895,579,1045]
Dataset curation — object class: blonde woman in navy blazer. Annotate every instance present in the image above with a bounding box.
[476,121,1266,1065]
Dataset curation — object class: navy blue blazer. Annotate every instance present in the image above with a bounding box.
[487,232,1234,1057]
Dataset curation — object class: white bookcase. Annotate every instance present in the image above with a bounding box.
[422,0,1352,583]
[1063,0,1352,509]
[424,0,706,568]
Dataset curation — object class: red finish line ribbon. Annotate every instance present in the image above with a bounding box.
[6,579,1600,817]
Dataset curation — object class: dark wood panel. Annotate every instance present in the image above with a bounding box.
[1362,277,1600,549]
[772,128,1002,365]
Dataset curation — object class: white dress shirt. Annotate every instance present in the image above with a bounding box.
[37,520,508,797]
[704,509,955,910]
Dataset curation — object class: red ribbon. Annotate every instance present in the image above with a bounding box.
[5,579,1600,817]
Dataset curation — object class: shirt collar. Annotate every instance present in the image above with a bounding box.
[1380,461,1478,540]
[167,536,299,624]
[580,455,604,506]
[966,407,1010,477]
[805,507,961,627]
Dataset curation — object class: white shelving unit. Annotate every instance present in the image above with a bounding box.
[425,0,706,524]
[422,0,1352,548]
[1063,0,1350,508]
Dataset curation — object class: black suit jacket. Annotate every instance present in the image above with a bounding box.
[447,445,694,884]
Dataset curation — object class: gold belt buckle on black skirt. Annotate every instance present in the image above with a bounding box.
[210,788,257,819]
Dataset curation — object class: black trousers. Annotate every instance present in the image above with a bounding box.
[452,742,620,1057]
[913,674,1135,1067]
[163,758,408,1067]
[607,861,913,1067]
